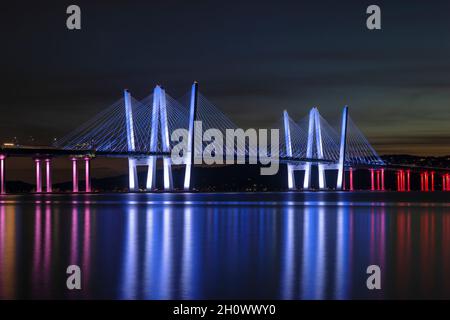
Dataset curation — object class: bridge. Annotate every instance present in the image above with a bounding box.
[0,82,449,194]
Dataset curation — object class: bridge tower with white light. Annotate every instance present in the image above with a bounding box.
[125,85,174,191]
[183,81,198,191]
[284,106,349,190]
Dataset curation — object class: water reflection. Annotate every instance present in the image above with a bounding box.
[82,207,91,295]
[0,205,15,298]
[121,207,138,299]
[43,206,52,294]
[181,208,193,299]
[369,207,386,299]
[70,207,78,266]
[32,205,42,296]
[301,207,327,299]
[335,207,352,299]
[420,210,436,295]
[280,208,294,299]
[395,209,412,297]
[443,213,450,297]
[0,194,449,299]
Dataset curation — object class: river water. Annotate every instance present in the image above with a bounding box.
[0,192,449,299]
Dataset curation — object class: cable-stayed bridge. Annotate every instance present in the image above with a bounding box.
[0,82,448,194]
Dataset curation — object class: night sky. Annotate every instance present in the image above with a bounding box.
[1,0,450,156]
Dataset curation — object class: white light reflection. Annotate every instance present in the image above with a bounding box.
[281,208,294,299]
[121,206,138,299]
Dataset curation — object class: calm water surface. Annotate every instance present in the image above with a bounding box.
[0,192,449,299]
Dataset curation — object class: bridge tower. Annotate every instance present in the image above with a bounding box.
[283,110,296,190]
[314,108,326,189]
[184,82,198,191]
[125,86,174,192]
[336,106,349,190]
[124,89,138,191]
[303,108,327,190]
[284,107,329,190]
[145,85,173,191]
[303,108,315,189]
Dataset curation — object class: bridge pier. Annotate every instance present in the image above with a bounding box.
[402,170,405,191]
[84,156,91,192]
[348,168,354,191]
[71,157,79,192]
[397,170,407,191]
[370,169,375,191]
[34,158,42,193]
[146,157,156,190]
[420,171,434,192]
[376,170,381,191]
[45,158,52,193]
[404,170,407,191]
[0,154,5,194]
[420,172,424,191]
[370,168,384,191]
[128,158,138,191]
[405,170,410,191]
[431,171,435,192]
[443,173,449,191]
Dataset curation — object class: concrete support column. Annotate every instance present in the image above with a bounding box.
[349,167,354,191]
[370,169,375,191]
[406,170,410,192]
[0,154,5,194]
[128,158,138,192]
[84,157,91,192]
[430,171,435,192]
[35,158,42,193]
[420,172,424,191]
[376,170,381,190]
[45,158,52,193]
[399,170,404,191]
[71,157,79,193]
